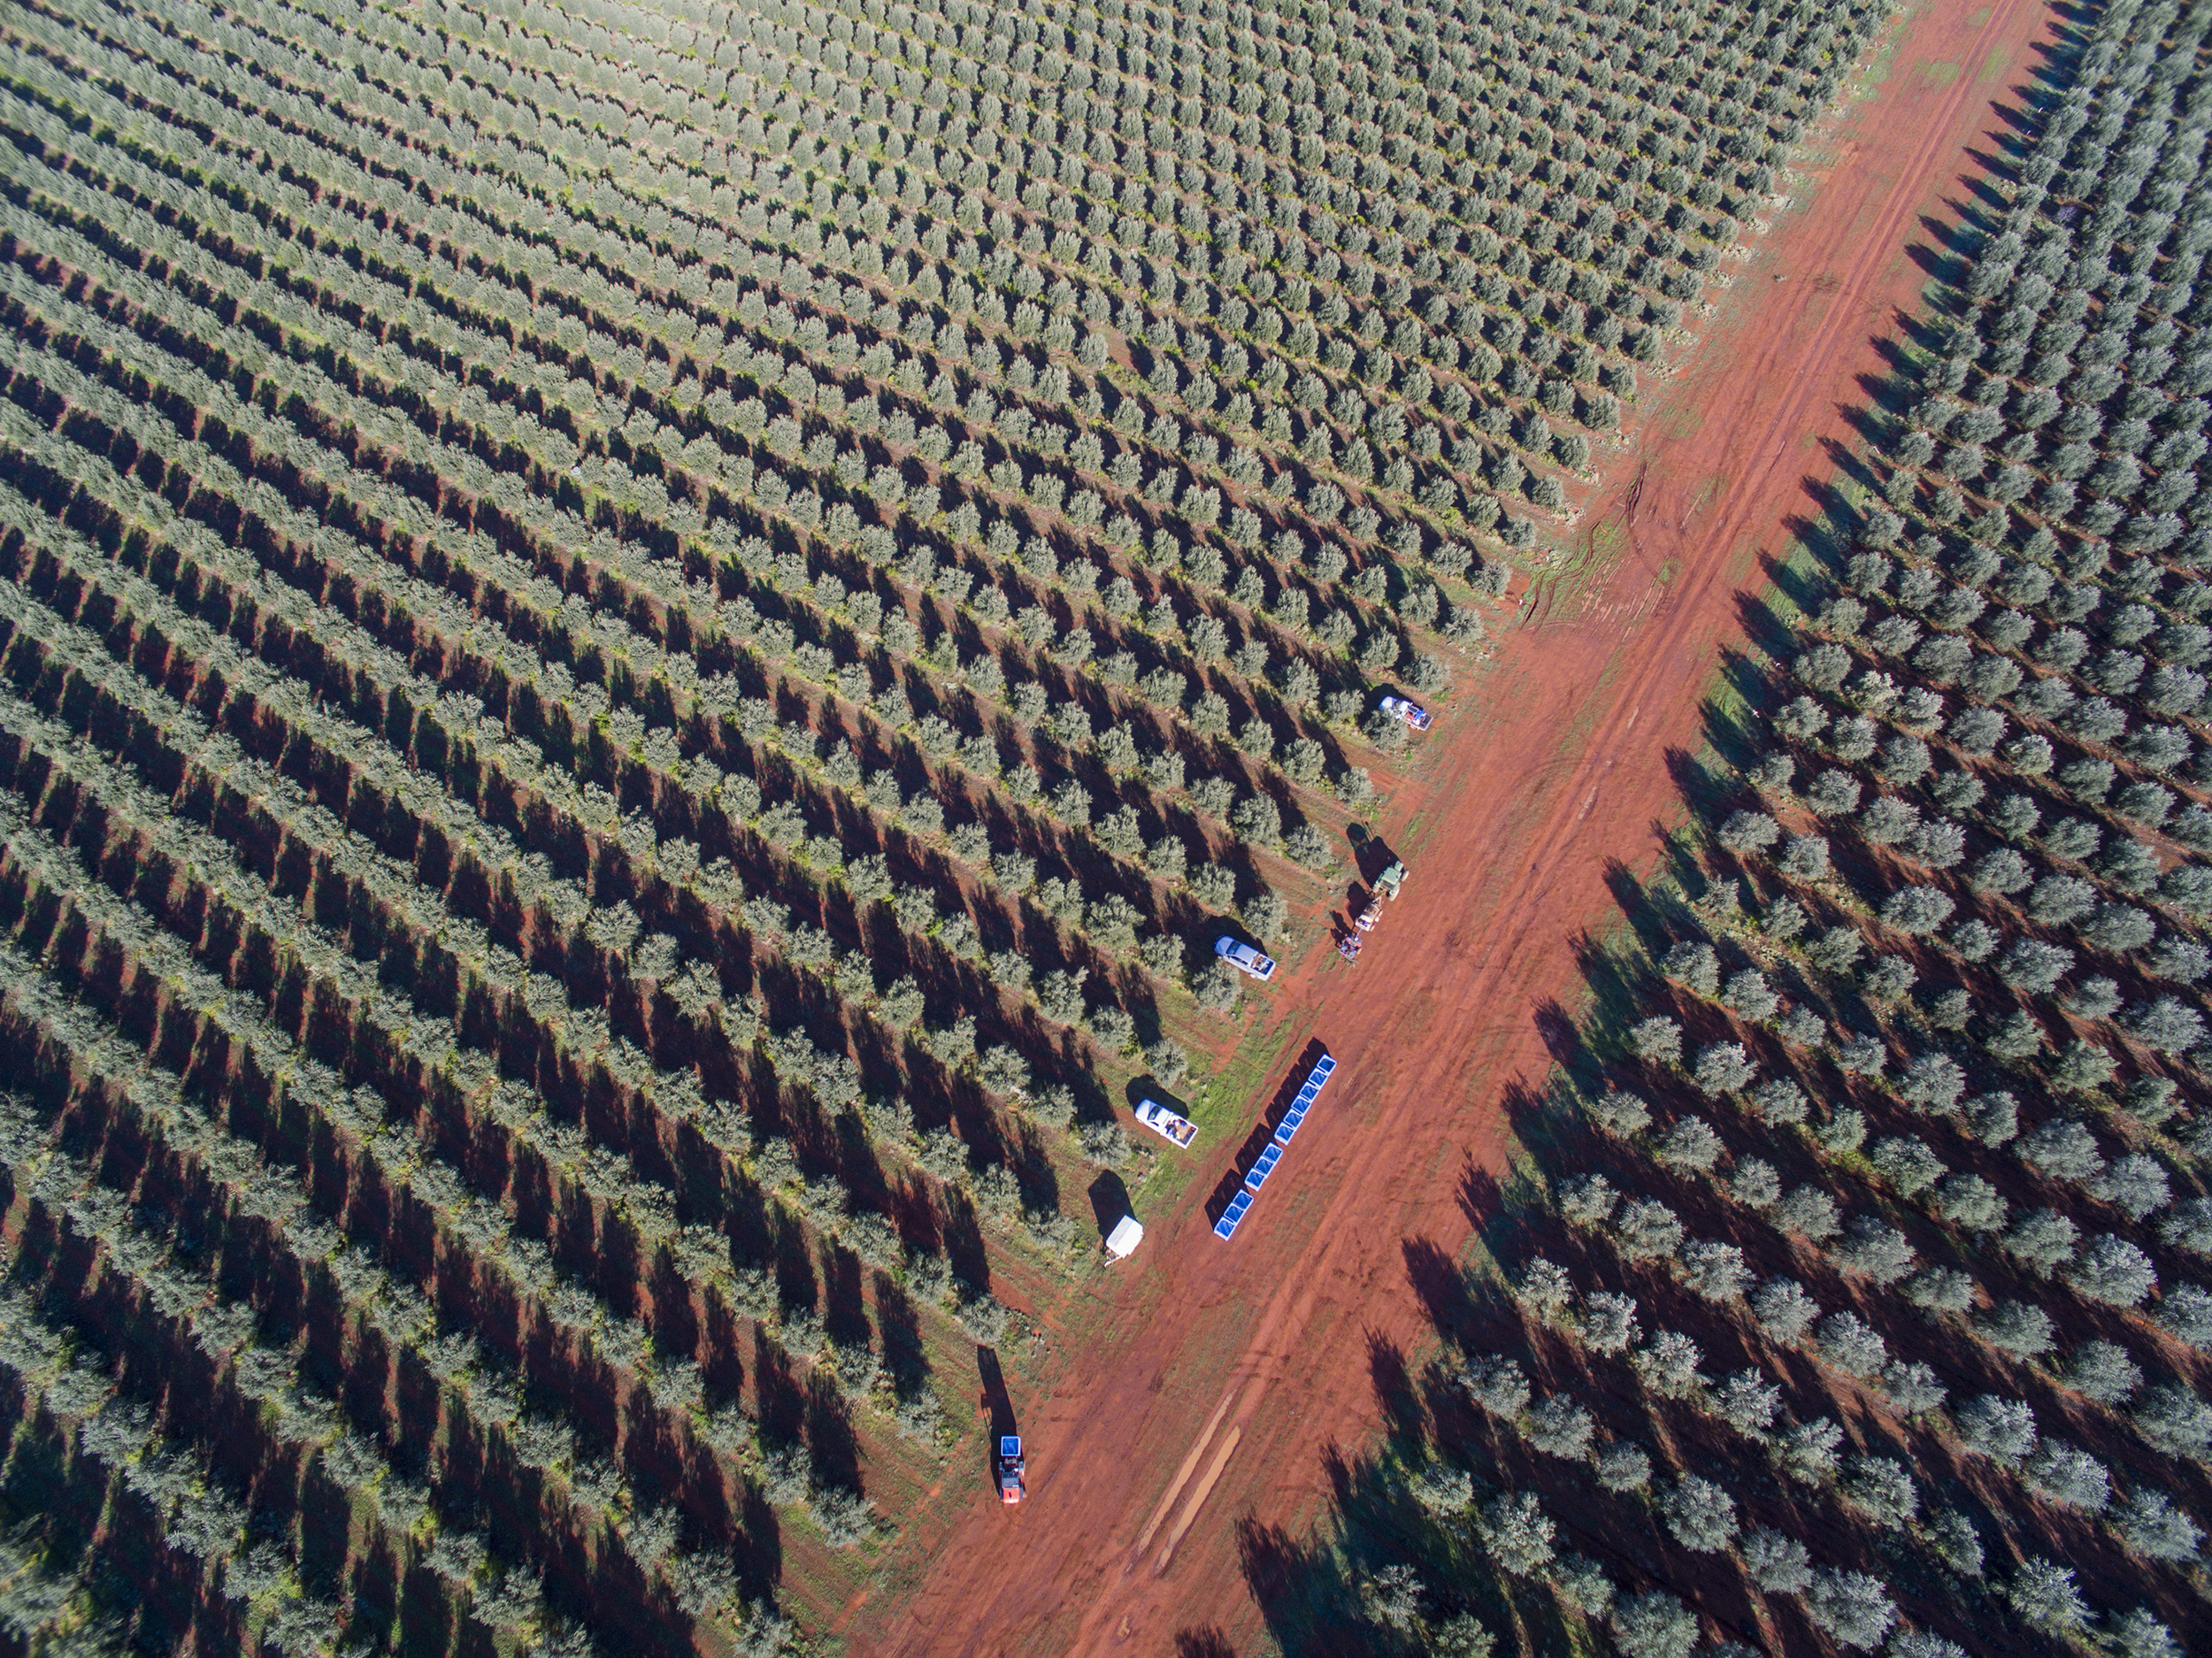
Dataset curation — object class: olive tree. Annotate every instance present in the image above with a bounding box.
[2006,1557,2091,1636]
[1610,1591,1698,1658]
[1974,1299,2055,1361]
[2134,1382,2212,1458]
[1525,1396,1594,1461]
[1657,1475,1738,1553]
[2114,1488,2203,1561]
[1743,1525,1813,1593]
[1816,1312,1887,1377]
[1955,1394,2038,1466]
[1475,1491,1555,1577]
[2066,1235,2157,1306]
[2107,1608,2183,1658]
[1840,1455,1918,1529]
[1751,1277,1821,1343]
[1804,1570,1897,1650]
[1632,1330,1704,1400]
[2024,1440,2111,1511]
[1580,1291,1640,1355]
[1461,1355,1532,1420]
[2059,1339,2142,1405]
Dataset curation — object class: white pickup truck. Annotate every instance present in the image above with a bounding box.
[1135,1099,1197,1148]
[1379,694,1432,731]
[1215,936,1277,980]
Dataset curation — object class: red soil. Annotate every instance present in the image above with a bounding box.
[836,2,2060,1649]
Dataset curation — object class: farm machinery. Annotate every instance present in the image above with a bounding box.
[1338,859,1406,961]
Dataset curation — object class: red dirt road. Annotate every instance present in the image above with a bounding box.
[840,2,2057,1650]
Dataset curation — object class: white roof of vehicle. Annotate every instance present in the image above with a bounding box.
[1105,1215,1144,1257]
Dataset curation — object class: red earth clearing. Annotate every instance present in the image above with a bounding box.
[834,0,2062,1650]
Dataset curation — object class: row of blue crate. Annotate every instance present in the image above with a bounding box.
[1214,1050,1337,1240]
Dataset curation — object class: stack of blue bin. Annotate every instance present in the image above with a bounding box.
[1214,1051,1336,1239]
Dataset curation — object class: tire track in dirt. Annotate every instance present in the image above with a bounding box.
[1153,1425,1243,1573]
[836,3,2056,1650]
[1128,1387,1240,1564]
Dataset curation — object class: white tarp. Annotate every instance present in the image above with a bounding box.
[1105,1216,1144,1259]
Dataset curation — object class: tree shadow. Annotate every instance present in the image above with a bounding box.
[1173,1629,1238,1658]
[1365,1332,1425,1451]
[1237,1515,1363,1658]
[803,1371,862,1495]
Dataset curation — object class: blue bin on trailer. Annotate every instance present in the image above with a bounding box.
[1214,1189,1254,1239]
[1245,1142,1284,1192]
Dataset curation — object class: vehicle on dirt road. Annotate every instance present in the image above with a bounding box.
[997,1436,1025,1503]
[1376,859,1407,900]
[1135,1099,1197,1148]
[1215,936,1276,980]
[1379,695,1432,731]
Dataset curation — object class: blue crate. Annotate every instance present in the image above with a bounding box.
[1215,1190,1253,1239]
[1272,1115,1300,1148]
[1245,1144,1283,1192]
[1314,1054,1335,1078]
[1294,1083,1318,1108]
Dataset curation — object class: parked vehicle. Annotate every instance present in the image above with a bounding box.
[1135,1099,1197,1148]
[997,1435,1025,1504]
[1215,936,1276,980]
[1379,695,1432,731]
[1376,859,1408,900]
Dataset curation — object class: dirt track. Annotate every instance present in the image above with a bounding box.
[837,1,2058,1649]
